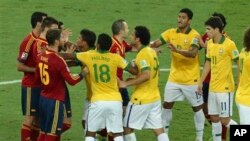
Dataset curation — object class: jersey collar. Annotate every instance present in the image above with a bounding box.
[176,27,192,34]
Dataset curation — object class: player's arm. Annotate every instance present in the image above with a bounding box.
[150,39,164,48]
[17,62,35,72]
[197,59,211,94]
[234,58,240,87]
[119,70,150,88]
[168,42,198,58]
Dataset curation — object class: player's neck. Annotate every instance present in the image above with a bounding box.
[213,33,223,44]
[178,25,190,33]
[114,34,124,43]
[39,31,46,39]
[32,28,41,37]
[48,46,58,52]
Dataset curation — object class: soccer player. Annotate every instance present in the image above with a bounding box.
[76,33,136,141]
[197,17,239,141]
[17,11,47,141]
[35,29,85,141]
[235,27,250,124]
[119,26,169,141]
[199,12,229,141]
[105,19,133,141]
[150,8,205,141]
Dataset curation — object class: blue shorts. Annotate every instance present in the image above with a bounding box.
[64,85,72,118]
[21,86,41,116]
[119,88,130,106]
[202,82,209,103]
[39,96,64,135]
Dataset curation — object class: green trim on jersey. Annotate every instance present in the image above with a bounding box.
[233,57,239,62]
[97,49,109,53]
[160,36,166,44]
[141,66,150,72]
[206,57,211,61]
[176,27,192,34]
[191,44,199,48]
[124,62,132,72]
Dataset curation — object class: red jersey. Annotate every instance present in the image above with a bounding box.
[35,49,82,101]
[17,31,40,87]
[202,33,211,83]
[109,36,132,80]
[32,37,48,63]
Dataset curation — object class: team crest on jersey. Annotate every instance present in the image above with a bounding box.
[21,52,29,60]
[184,38,188,45]
[219,48,224,55]
[140,60,147,68]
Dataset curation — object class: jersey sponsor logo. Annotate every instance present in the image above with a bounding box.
[21,52,29,60]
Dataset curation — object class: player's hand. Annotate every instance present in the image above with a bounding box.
[81,67,89,77]
[117,78,127,88]
[197,82,203,95]
[62,28,72,42]
[65,43,77,53]
[167,43,178,52]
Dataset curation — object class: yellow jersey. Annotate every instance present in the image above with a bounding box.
[236,49,250,106]
[160,27,200,84]
[131,46,161,104]
[76,50,130,102]
[206,36,239,92]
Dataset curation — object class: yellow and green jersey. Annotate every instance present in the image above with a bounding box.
[160,27,200,84]
[131,46,161,104]
[206,36,239,92]
[236,49,250,106]
[76,50,130,102]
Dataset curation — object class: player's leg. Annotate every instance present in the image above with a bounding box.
[208,92,222,141]
[237,103,250,124]
[62,86,72,134]
[183,84,205,141]
[202,82,211,124]
[145,101,169,141]
[21,86,40,141]
[85,101,106,141]
[162,82,183,135]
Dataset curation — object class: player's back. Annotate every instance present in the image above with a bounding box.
[77,51,129,102]
[37,50,67,101]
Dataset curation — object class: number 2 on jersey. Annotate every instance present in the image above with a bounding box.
[93,64,110,83]
[38,63,50,85]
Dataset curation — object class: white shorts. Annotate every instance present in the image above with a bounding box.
[123,100,163,130]
[164,82,203,107]
[236,103,250,124]
[208,92,234,117]
[82,100,90,121]
[86,101,123,133]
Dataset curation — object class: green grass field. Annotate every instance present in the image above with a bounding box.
[0,0,249,140]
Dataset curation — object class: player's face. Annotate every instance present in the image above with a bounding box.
[205,26,216,39]
[177,12,191,29]
[122,22,129,38]
[58,34,66,50]
[76,35,88,52]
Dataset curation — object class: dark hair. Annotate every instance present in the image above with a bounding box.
[179,8,193,19]
[212,12,227,28]
[97,33,112,51]
[58,21,64,29]
[41,17,58,31]
[80,29,96,47]
[31,11,47,28]
[112,19,125,35]
[46,29,61,46]
[243,27,250,52]
[205,17,224,33]
[134,26,150,46]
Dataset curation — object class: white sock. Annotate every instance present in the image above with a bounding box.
[226,119,238,128]
[157,133,169,141]
[194,110,205,141]
[114,136,124,141]
[85,136,95,141]
[212,122,222,141]
[124,133,136,141]
[162,109,172,134]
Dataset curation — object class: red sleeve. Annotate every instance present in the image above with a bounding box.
[202,33,209,42]
[18,34,35,63]
[57,56,82,85]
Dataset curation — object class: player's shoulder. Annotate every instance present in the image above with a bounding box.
[189,28,200,36]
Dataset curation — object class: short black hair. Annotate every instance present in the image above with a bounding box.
[134,26,150,46]
[243,27,250,51]
[46,29,61,46]
[179,8,193,19]
[58,21,64,29]
[31,11,47,28]
[112,19,125,35]
[205,17,224,33]
[41,17,58,31]
[80,29,96,47]
[97,33,112,51]
[212,12,227,28]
